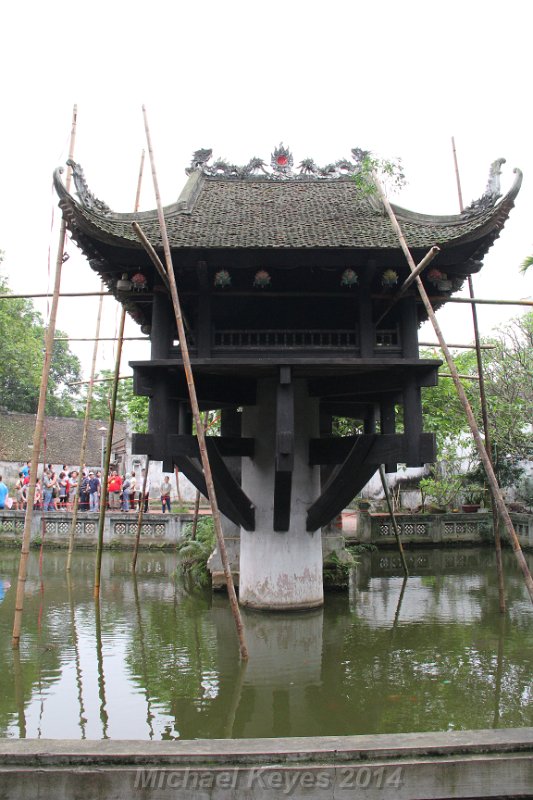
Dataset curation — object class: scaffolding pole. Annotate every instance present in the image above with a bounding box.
[452,137,505,612]
[373,171,533,605]
[66,286,105,571]
[379,466,409,577]
[142,106,248,660]
[94,150,145,598]
[12,105,78,649]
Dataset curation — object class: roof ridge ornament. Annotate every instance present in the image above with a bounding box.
[67,159,112,216]
[462,158,506,218]
[184,145,381,182]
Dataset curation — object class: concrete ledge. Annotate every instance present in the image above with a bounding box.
[1,728,532,799]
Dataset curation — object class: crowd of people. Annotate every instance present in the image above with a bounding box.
[0,464,174,514]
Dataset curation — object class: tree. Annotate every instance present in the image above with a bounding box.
[84,371,149,431]
[421,312,533,491]
[0,256,82,415]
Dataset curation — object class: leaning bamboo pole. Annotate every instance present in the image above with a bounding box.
[452,138,505,611]
[372,172,533,605]
[12,105,78,649]
[142,106,248,660]
[66,287,104,571]
[94,150,145,597]
[132,457,150,572]
[379,466,409,577]
[94,308,126,598]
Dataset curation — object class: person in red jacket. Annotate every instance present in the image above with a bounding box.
[107,470,122,511]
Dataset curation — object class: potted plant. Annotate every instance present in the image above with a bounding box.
[461,483,486,513]
[419,473,462,513]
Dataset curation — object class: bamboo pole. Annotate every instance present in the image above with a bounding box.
[68,375,131,387]
[0,292,111,300]
[67,573,87,738]
[142,105,248,660]
[379,466,409,577]
[95,149,146,597]
[372,171,533,605]
[132,457,150,572]
[94,308,126,598]
[12,105,78,649]
[54,336,148,342]
[435,297,533,307]
[67,287,104,571]
[420,342,495,350]
[452,137,505,613]
[174,466,183,505]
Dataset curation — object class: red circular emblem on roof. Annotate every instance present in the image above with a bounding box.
[276,155,288,166]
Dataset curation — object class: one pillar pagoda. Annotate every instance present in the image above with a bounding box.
[54,146,521,610]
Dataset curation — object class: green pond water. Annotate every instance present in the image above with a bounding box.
[0,546,531,740]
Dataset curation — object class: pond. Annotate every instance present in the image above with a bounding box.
[0,546,531,740]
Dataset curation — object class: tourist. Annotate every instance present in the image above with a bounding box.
[33,479,42,510]
[161,476,171,513]
[14,472,25,510]
[108,470,122,511]
[42,470,57,511]
[129,471,137,510]
[141,468,150,512]
[121,473,132,512]
[0,476,9,510]
[68,470,79,507]
[88,471,100,512]
[58,471,69,509]
[79,471,90,511]
[21,462,30,479]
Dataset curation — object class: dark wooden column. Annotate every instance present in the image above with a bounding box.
[319,408,334,489]
[364,404,378,435]
[399,295,419,358]
[197,261,212,358]
[403,375,423,467]
[380,397,396,473]
[221,408,243,485]
[178,402,193,435]
[148,374,179,471]
[150,286,173,360]
[358,260,375,357]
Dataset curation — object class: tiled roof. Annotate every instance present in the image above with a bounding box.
[0,411,126,465]
[55,168,522,253]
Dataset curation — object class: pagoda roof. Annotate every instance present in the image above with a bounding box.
[54,147,522,258]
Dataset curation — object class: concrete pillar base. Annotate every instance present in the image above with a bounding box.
[238,379,324,611]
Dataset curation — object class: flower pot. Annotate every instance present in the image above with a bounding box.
[461,504,480,513]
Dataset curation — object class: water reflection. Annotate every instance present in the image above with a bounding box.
[0,547,531,740]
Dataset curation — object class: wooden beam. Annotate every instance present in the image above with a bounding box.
[309,433,435,466]
[306,435,377,531]
[167,434,255,458]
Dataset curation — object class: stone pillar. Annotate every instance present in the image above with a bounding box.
[239,378,323,610]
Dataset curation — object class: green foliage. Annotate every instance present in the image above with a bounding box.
[0,257,82,415]
[351,148,406,196]
[520,254,533,274]
[421,312,533,472]
[322,551,356,589]
[83,372,148,431]
[176,516,215,585]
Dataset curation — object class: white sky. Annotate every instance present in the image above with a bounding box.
[1,0,531,380]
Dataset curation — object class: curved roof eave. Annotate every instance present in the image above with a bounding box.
[53,163,523,255]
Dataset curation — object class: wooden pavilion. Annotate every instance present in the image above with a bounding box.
[54,146,521,608]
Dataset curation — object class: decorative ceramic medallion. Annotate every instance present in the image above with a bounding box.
[271,143,294,175]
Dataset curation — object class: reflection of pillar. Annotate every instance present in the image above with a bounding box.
[239,609,323,737]
[239,379,323,610]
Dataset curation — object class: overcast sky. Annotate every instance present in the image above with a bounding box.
[1,0,531,380]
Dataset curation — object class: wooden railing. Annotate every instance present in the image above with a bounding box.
[214,329,359,349]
